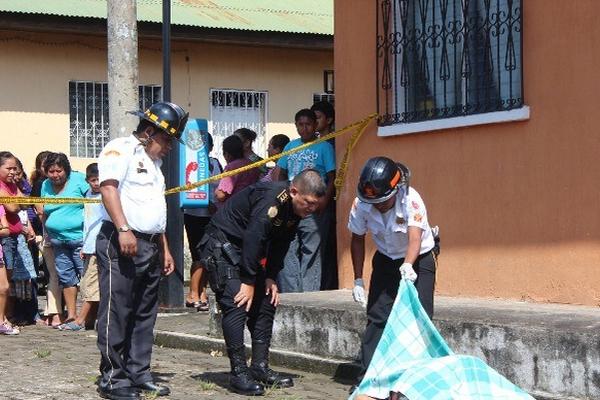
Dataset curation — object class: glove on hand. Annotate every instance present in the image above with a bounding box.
[399,262,417,283]
[352,278,367,308]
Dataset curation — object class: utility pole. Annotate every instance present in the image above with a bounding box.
[159,0,185,309]
[107,0,138,139]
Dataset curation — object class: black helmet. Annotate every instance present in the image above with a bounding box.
[130,102,189,143]
[357,156,409,204]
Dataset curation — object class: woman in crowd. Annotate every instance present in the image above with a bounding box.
[261,134,290,183]
[0,151,36,334]
[0,204,18,334]
[215,135,260,206]
[31,151,62,327]
[234,127,267,178]
[40,152,89,326]
[184,132,222,311]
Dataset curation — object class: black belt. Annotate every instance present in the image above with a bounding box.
[132,230,161,244]
[104,221,161,244]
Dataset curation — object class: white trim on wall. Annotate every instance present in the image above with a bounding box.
[377,106,530,137]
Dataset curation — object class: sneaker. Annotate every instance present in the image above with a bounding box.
[0,323,19,335]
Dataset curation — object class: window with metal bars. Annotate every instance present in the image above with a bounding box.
[313,93,335,107]
[209,88,268,163]
[376,0,523,127]
[68,81,161,158]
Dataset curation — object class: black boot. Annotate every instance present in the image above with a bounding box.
[249,340,294,388]
[228,346,265,396]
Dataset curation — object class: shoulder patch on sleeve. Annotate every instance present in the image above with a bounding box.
[276,189,289,204]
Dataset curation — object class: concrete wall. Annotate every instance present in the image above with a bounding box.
[0,30,332,173]
[334,0,600,306]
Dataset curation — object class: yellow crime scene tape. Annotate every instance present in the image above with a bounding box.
[0,113,377,206]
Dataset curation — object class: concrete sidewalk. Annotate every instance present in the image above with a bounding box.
[0,318,351,400]
[154,290,600,400]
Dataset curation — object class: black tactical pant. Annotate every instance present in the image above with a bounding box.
[217,273,276,350]
[96,222,161,390]
[358,250,436,382]
[198,231,276,351]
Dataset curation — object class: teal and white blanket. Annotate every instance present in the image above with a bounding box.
[350,280,533,400]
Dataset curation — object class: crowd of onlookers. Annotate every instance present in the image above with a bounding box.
[0,100,336,334]
[0,150,102,334]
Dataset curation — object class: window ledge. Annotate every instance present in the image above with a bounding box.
[377,106,530,137]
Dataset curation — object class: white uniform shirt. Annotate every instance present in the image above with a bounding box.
[98,135,166,234]
[348,187,435,260]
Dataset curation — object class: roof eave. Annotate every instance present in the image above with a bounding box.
[0,12,333,50]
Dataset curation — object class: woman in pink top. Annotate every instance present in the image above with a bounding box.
[0,205,17,334]
[215,135,260,205]
[0,151,35,335]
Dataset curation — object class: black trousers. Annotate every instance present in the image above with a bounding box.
[96,222,161,390]
[216,273,276,352]
[358,250,436,381]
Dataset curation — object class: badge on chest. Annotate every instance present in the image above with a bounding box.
[137,161,148,174]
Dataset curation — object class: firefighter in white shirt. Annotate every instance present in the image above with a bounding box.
[348,156,437,385]
[96,102,188,400]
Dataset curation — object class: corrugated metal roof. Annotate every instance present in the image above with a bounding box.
[0,0,333,35]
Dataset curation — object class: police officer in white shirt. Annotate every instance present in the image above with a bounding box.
[348,156,437,385]
[96,102,188,400]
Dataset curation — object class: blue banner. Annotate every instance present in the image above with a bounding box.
[179,118,210,209]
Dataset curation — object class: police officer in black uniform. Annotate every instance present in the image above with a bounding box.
[96,102,188,400]
[198,169,326,396]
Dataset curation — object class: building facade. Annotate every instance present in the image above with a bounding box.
[334,0,600,306]
[0,1,333,171]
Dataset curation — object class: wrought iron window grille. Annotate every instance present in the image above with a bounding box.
[209,88,268,163]
[69,81,161,158]
[313,93,336,107]
[376,0,523,127]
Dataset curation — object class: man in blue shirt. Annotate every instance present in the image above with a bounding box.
[273,109,336,292]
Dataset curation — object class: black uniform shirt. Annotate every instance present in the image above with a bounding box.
[209,181,301,284]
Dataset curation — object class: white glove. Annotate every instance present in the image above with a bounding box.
[352,278,367,308]
[399,262,417,283]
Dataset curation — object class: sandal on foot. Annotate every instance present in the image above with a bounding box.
[185,300,201,308]
[197,301,209,312]
[58,321,84,331]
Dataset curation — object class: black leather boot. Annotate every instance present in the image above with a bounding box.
[249,340,294,388]
[228,346,265,396]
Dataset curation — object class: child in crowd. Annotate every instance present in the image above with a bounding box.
[311,100,335,144]
[11,158,41,326]
[0,205,18,335]
[261,134,290,183]
[60,163,102,331]
[215,135,260,205]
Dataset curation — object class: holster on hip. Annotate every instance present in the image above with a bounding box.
[203,243,240,293]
